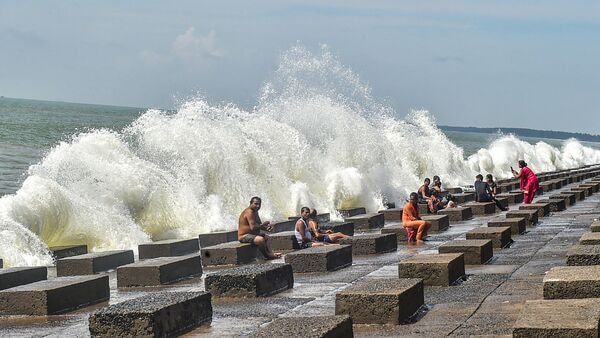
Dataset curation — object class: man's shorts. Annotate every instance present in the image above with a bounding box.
[239,234,258,246]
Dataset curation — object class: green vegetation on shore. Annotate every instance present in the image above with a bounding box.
[440,125,600,142]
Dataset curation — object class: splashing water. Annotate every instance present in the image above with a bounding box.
[1,44,600,267]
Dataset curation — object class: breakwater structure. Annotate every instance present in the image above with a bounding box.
[0,165,599,337]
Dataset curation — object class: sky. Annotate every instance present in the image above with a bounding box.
[1,1,599,134]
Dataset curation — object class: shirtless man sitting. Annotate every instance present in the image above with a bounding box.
[238,196,281,259]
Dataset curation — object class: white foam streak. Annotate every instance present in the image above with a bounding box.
[0,45,599,267]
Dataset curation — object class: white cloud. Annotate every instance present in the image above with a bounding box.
[171,27,223,63]
[140,27,223,66]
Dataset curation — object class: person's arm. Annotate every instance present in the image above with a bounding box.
[308,220,322,239]
[245,210,261,231]
[511,168,521,178]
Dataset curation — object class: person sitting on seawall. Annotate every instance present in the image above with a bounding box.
[511,160,539,204]
[308,208,349,244]
[474,174,508,211]
[445,194,457,208]
[417,178,432,202]
[486,174,502,199]
[238,196,281,259]
[295,207,324,249]
[403,192,432,243]
[427,189,445,214]
[432,175,443,194]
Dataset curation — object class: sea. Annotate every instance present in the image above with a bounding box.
[1,45,600,267]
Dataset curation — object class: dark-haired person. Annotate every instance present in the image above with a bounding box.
[432,175,443,194]
[294,207,323,249]
[511,160,539,204]
[308,208,348,244]
[427,189,445,214]
[418,178,431,201]
[474,174,508,211]
[403,192,432,243]
[238,196,281,259]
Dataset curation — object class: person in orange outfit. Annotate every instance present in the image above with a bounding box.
[403,192,432,243]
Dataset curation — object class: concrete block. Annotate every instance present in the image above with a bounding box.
[536,199,566,212]
[417,202,429,215]
[319,222,354,236]
[464,202,496,215]
[198,230,238,248]
[437,207,473,221]
[0,275,109,315]
[269,231,300,251]
[56,250,134,276]
[271,220,296,233]
[548,194,571,208]
[138,238,199,259]
[0,267,47,291]
[339,233,397,255]
[381,225,409,242]
[538,181,554,193]
[543,265,600,299]
[508,190,526,202]
[519,203,550,218]
[580,232,600,245]
[89,291,212,337]
[254,315,353,338]
[452,192,475,204]
[496,193,522,204]
[117,254,203,287]
[580,182,600,193]
[335,278,424,324]
[0,259,2,268]
[592,221,600,233]
[398,253,465,286]
[506,209,539,226]
[466,226,512,248]
[284,245,352,273]
[445,187,463,193]
[421,214,450,232]
[49,245,88,259]
[572,187,591,197]
[497,183,514,193]
[487,217,526,235]
[568,189,586,201]
[205,263,293,297]
[438,239,493,265]
[344,213,384,230]
[288,213,330,223]
[201,242,256,266]
[338,207,366,217]
[567,245,600,266]
[513,299,600,338]
[556,192,577,206]
[378,208,403,221]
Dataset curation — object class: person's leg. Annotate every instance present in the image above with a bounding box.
[416,221,431,241]
[523,193,533,204]
[253,235,280,259]
[327,232,348,242]
[493,197,508,211]
[403,221,419,242]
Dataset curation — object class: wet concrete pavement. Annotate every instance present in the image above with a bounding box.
[0,182,598,337]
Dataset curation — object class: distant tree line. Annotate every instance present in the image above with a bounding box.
[439,125,600,142]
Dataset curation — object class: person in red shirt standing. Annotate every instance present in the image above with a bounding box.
[511,160,539,204]
[403,192,432,243]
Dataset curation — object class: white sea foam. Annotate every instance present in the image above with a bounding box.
[1,45,599,267]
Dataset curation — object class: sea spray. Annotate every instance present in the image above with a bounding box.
[1,44,600,267]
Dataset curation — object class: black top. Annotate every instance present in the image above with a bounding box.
[474,180,493,202]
